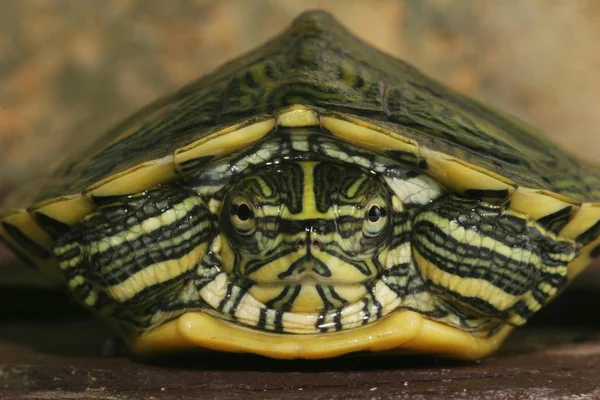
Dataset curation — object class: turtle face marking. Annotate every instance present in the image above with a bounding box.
[220,161,392,312]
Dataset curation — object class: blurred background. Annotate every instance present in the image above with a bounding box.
[0,0,599,193]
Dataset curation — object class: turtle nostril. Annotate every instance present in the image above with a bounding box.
[312,240,322,250]
[295,240,305,250]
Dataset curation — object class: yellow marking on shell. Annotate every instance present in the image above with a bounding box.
[321,113,518,203]
[421,148,515,199]
[413,249,520,313]
[321,115,417,155]
[276,105,320,127]
[131,310,513,360]
[561,203,600,240]
[2,211,53,251]
[0,211,62,282]
[174,118,275,169]
[30,195,95,228]
[558,203,600,280]
[87,155,176,197]
[567,236,600,280]
[106,242,208,303]
[510,187,577,221]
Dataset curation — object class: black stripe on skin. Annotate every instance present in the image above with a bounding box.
[382,263,410,277]
[373,296,383,319]
[275,218,339,235]
[273,310,284,333]
[84,192,208,238]
[407,283,427,296]
[327,286,349,306]
[243,246,296,276]
[87,208,212,264]
[252,215,365,240]
[69,191,215,281]
[85,220,215,286]
[383,282,404,297]
[413,222,563,296]
[333,310,343,331]
[257,308,268,329]
[387,229,412,249]
[228,287,246,317]
[361,298,371,325]
[2,222,52,259]
[319,245,374,276]
[404,306,449,320]
[315,284,335,310]
[217,284,234,313]
[82,206,213,259]
[264,285,301,312]
[71,267,200,309]
[425,281,506,319]
[419,196,575,259]
[276,258,309,280]
[316,311,327,333]
[158,298,209,313]
[280,285,302,311]
[415,220,557,275]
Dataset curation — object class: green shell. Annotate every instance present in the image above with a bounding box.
[23,11,600,205]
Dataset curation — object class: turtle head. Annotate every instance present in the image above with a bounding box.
[220,161,392,312]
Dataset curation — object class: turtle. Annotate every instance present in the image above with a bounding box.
[1,10,599,361]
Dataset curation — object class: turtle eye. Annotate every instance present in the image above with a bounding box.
[368,205,382,222]
[235,203,252,221]
[230,198,256,234]
[363,198,388,238]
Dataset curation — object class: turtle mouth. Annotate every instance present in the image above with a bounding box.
[241,250,379,312]
[198,272,402,334]
[247,280,373,313]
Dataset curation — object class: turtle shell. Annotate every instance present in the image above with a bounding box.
[1,10,600,360]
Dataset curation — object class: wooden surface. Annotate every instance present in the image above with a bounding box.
[1,247,599,399]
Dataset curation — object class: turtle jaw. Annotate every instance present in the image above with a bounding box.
[131,310,514,360]
[243,247,379,313]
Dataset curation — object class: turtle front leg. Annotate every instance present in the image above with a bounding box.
[410,195,577,329]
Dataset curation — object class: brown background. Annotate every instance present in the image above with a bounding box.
[1,1,600,399]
